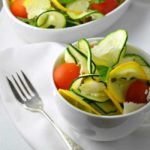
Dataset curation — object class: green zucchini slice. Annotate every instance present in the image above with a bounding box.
[70,75,109,102]
[77,38,93,73]
[91,101,119,115]
[37,10,66,28]
[119,53,149,66]
[66,44,96,74]
[90,12,104,20]
[64,48,77,64]
[92,29,128,67]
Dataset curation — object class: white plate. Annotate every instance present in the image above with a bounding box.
[1,0,150,150]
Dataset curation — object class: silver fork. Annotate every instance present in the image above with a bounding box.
[6,71,83,150]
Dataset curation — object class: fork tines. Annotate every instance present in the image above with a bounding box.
[6,71,38,104]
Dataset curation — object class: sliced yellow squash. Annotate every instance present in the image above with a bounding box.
[59,89,101,115]
[104,89,123,114]
[107,61,148,103]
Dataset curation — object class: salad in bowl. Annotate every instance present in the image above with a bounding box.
[3,0,130,42]
[9,0,125,28]
[53,29,150,116]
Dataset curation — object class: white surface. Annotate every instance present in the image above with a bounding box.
[0,0,150,150]
[0,108,32,150]
[0,43,72,150]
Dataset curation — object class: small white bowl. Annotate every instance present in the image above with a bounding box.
[51,38,150,141]
[3,0,131,43]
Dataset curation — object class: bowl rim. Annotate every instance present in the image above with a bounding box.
[2,0,130,31]
[51,37,150,119]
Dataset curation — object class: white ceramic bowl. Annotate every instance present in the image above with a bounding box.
[51,38,150,141]
[3,0,130,43]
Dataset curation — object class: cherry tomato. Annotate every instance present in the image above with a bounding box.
[10,0,27,18]
[125,80,149,103]
[90,0,119,15]
[54,63,80,89]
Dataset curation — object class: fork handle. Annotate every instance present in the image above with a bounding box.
[39,109,83,150]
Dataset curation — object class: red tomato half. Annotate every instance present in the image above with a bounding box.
[54,63,80,89]
[125,80,149,104]
[10,0,27,18]
[90,0,119,15]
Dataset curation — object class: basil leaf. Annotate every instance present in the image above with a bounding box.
[96,65,111,81]
[18,17,37,26]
